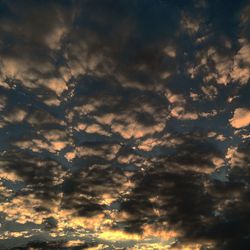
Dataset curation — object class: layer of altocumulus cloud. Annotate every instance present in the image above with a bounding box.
[0,0,250,249]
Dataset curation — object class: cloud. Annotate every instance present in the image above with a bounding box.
[226,141,250,168]
[231,40,250,85]
[163,45,176,58]
[0,0,250,248]
[180,12,201,35]
[201,85,218,100]
[61,164,132,216]
[41,78,68,96]
[230,108,250,128]
[3,108,27,123]
[14,128,69,154]
[27,110,65,127]
[43,97,61,106]
[170,106,199,120]
[111,118,165,139]
[76,123,111,136]
[0,94,7,111]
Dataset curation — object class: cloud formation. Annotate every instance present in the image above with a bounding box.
[0,0,250,249]
[230,108,250,128]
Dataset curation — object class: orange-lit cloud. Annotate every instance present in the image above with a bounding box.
[230,108,250,128]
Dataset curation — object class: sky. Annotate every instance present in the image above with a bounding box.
[0,0,250,249]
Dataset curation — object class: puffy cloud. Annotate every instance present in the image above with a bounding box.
[45,25,68,50]
[165,89,199,120]
[111,118,165,139]
[76,123,111,136]
[226,142,250,168]
[64,151,76,161]
[201,85,218,100]
[189,47,233,85]
[231,41,250,84]
[199,109,218,118]
[189,91,199,101]
[170,106,199,120]
[42,78,68,96]
[230,108,250,128]
[43,97,61,106]
[3,108,27,123]
[207,131,226,141]
[181,12,201,35]
[163,45,176,58]
[14,131,69,154]
[64,38,115,79]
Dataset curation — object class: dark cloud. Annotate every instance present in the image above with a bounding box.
[117,133,218,236]
[9,240,100,250]
[0,151,66,202]
[61,164,129,217]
